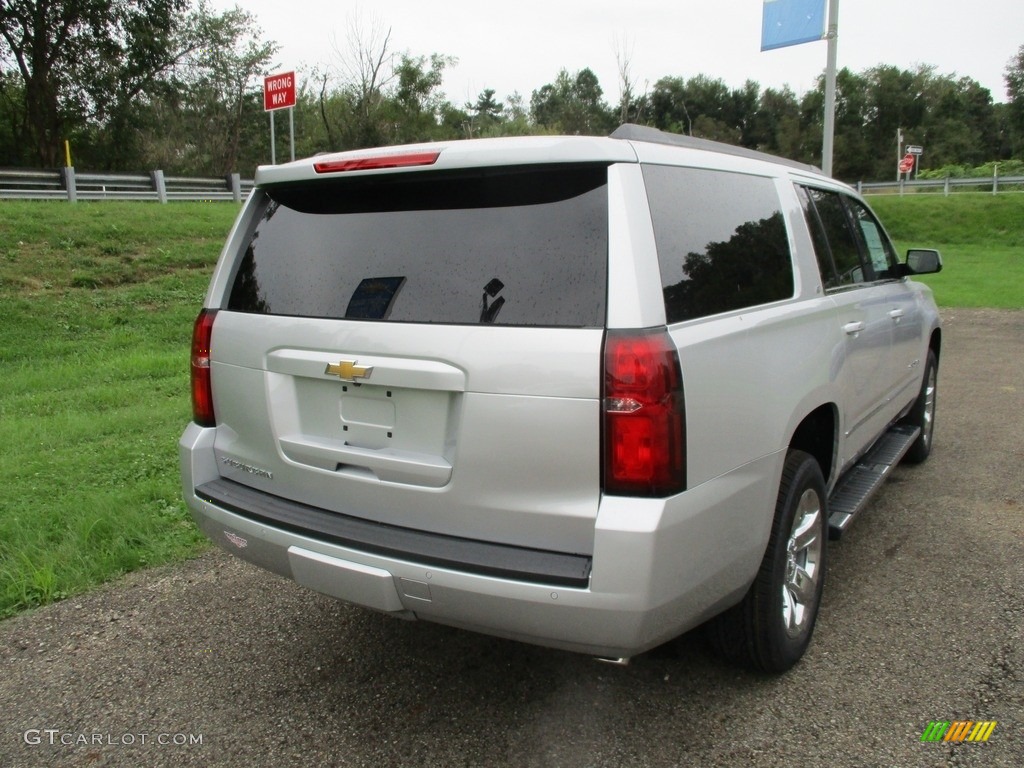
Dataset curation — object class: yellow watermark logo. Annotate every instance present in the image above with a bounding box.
[920,720,997,743]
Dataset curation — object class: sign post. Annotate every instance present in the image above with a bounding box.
[263,71,297,165]
[760,1,838,176]
[903,145,923,179]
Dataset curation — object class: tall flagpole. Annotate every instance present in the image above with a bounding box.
[821,0,839,177]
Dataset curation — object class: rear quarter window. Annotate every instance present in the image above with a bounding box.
[227,165,609,327]
[642,165,794,324]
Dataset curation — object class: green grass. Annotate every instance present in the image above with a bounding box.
[0,201,238,617]
[868,193,1024,308]
[0,193,1021,619]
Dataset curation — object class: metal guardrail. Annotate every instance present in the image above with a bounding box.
[0,167,254,202]
[858,175,1024,196]
[2,166,1021,201]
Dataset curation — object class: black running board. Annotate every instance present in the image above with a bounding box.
[827,425,920,539]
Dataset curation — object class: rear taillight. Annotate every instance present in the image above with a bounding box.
[190,309,217,427]
[602,329,686,496]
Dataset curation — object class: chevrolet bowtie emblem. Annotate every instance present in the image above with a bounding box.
[325,360,373,382]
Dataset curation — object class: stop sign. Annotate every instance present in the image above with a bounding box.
[899,154,915,173]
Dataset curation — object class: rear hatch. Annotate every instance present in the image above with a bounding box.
[207,148,618,555]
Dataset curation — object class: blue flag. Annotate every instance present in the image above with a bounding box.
[761,0,827,51]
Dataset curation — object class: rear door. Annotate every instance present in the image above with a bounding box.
[208,163,611,555]
[797,186,895,460]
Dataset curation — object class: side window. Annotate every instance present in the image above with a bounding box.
[643,165,794,324]
[800,187,865,289]
[846,198,899,280]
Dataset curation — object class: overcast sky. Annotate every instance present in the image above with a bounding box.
[215,0,1023,106]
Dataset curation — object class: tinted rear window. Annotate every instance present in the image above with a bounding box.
[643,165,794,323]
[227,165,609,327]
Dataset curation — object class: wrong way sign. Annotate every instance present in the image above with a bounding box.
[264,72,296,112]
[264,70,297,165]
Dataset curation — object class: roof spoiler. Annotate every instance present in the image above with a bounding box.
[610,124,822,175]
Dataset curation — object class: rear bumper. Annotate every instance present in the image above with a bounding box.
[195,476,592,588]
[180,423,775,658]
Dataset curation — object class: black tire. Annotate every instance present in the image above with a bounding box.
[707,450,828,673]
[901,349,938,465]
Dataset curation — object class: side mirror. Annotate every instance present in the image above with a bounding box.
[904,249,942,275]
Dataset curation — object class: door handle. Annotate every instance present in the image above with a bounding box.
[889,308,905,321]
[843,321,865,335]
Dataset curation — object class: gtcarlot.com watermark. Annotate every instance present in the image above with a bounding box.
[24,729,203,747]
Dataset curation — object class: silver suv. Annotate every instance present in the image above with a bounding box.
[180,124,942,672]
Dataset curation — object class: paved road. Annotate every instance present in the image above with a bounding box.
[2,309,1021,768]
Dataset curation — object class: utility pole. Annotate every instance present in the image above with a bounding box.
[897,127,904,181]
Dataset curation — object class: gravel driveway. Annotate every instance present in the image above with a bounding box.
[2,308,1022,768]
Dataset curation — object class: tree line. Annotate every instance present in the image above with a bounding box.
[2,2,1023,182]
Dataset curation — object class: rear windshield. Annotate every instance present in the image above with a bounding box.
[227,164,609,327]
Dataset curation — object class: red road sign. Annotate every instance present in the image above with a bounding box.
[264,71,296,112]
[899,154,915,174]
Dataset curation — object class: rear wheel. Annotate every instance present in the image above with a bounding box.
[901,349,937,464]
[708,450,828,673]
